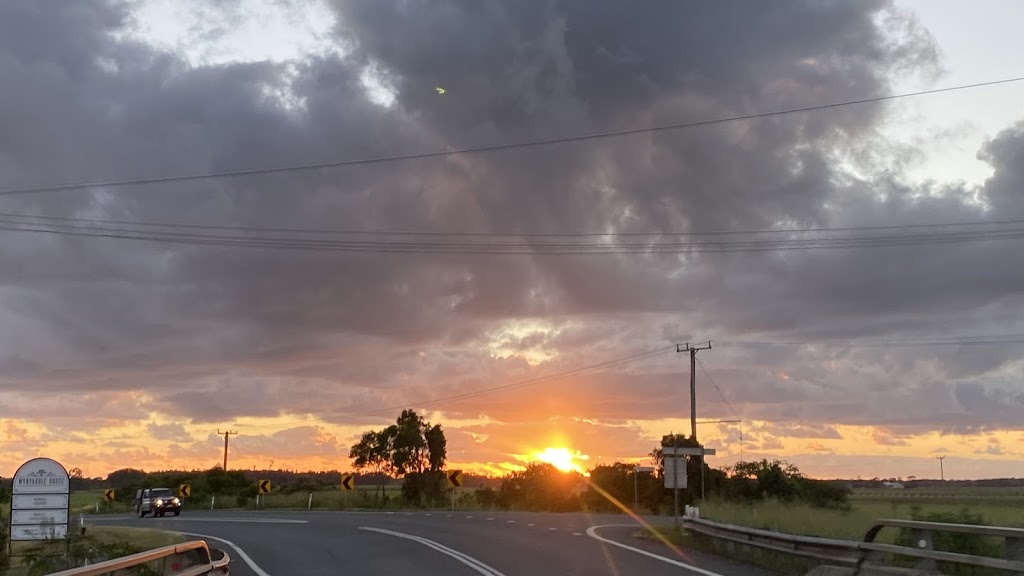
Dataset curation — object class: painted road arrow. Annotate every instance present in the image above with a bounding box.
[259,479,272,494]
[341,475,355,491]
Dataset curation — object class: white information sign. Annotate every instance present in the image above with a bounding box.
[664,455,688,489]
[10,457,71,541]
[663,446,717,456]
[11,525,69,541]
[13,494,69,509]
[12,509,69,525]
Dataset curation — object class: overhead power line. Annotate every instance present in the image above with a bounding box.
[337,346,673,418]
[2,76,1024,197]
[695,356,741,421]
[1,211,1024,254]
[718,334,1024,348]
[2,210,1023,238]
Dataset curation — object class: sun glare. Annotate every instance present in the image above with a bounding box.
[533,447,589,474]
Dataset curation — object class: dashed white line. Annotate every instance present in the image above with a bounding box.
[506,520,516,524]
[361,527,506,576]
[425,513,432,517]
[465,515,474,519]
[486,517,495,521]
[573,532,583,536]
[446,514,453,518]
[528,523,536,527]
[547,527,558,531]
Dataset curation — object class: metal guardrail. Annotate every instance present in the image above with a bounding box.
[47,540,230,576]
[683,514,1024,575]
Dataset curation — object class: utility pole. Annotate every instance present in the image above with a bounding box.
[936,455,946,481]
[677,342,712,442]
[217,430,238,471]
[677,341,712,501]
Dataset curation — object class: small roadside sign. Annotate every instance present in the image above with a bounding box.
[179,484,191,498]
[662,446,716,456]
[103,489,115,502]
[341,475,355,491]
[447,470,464,488]
[258,479,272,494]
[664,456,687,489]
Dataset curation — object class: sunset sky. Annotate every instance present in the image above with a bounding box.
[2,0,1024,481]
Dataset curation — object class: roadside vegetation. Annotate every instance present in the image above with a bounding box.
[5,527,187,576]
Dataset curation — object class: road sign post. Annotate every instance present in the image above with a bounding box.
[258,479,271,507]
[179,484,190,509]
[633,465,654,511]
[447,470,463,512]
[341,475,355,509]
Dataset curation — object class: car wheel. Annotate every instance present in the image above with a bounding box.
[137,506,144,518]
[173,510,180,517]
[157,511,164,518]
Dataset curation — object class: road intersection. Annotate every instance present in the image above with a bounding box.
[88,509,772,575]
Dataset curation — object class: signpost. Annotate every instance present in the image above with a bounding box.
[10,457,70,542]
[257,479,271,506]
[662,445,717,505]
[447,470,464,511]
[341,475,355,508]
[633,465,655,511]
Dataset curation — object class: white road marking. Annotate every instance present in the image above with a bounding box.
[466,515,474,519]
[174,530,271,576]
[547,527,558,531]
[486,517,494,521]
[506,520,516,524]
[586,525,725,576]
[446,514,453,518]
[573,532,583,536]
[528,523,536,527]
[425,513,432,517]
[360,527,506,576]
[156,518,307,524]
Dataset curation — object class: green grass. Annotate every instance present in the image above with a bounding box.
[5,527,189,576]
[697,496,1024,541]
[86,526,189,549]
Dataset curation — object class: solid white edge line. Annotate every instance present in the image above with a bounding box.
[360,526,506,576]
[174,530,272,576]
[586,525,725,576]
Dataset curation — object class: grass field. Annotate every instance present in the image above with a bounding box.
[697,487,1024,541]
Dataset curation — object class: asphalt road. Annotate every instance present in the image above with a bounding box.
[88,509,774,576]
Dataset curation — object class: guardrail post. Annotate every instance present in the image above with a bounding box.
[1006,537,1024,567]
[909,528,937,572]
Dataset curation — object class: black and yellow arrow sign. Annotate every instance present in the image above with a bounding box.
[447,470,464,488]
[258,479,272,494]
[179,484,191,498]
[341,475,355,491]
[103,489,115,502]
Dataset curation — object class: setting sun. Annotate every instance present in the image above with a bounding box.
[533,447,589,474]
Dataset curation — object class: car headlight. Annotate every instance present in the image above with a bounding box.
[172,498,180,505]
[155,499,163,506]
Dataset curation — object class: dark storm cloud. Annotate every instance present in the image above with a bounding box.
[1,0,1021,440]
